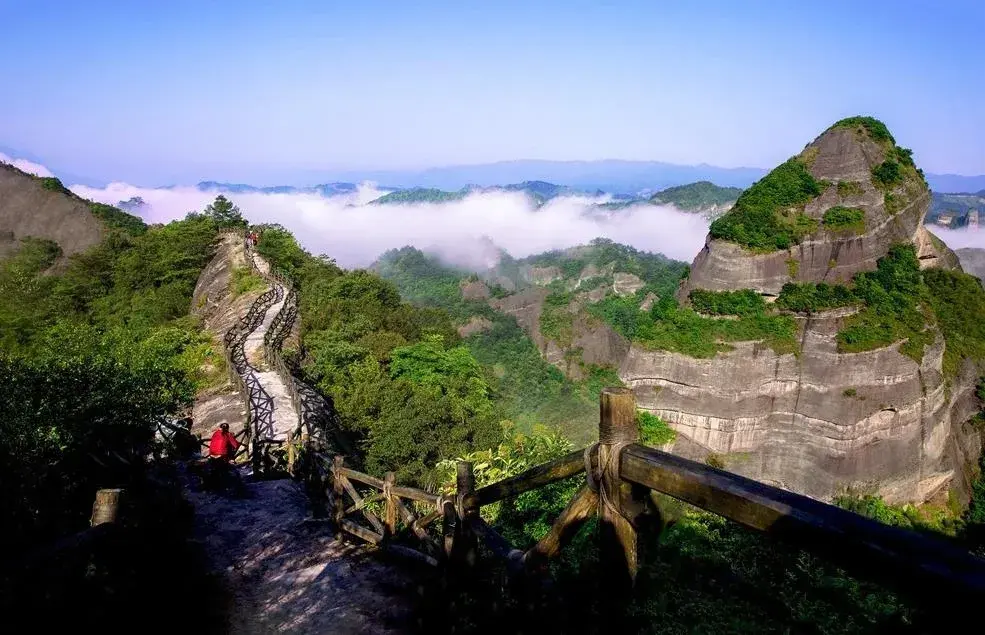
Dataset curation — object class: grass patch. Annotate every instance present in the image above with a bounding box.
[822,206,865,234]
[842,388,857,398]
[638,410,676,446]
[230,266,266,297]
[708,157,824,252]
[837,180,864,197]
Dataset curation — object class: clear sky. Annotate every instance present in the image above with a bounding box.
[1,0,983,185]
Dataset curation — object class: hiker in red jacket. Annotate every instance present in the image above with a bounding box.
[209,423,240,461]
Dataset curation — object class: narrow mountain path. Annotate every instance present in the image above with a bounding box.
[242,249,298,442]
[185,237,416,633]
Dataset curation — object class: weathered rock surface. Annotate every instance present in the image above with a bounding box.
[0,162,105,258]
[188,475,414,634]
[457,315,493,337]
[460,279,490,300]
[650,122,982,503]
[613,272,644,296]
[680,126,934,300]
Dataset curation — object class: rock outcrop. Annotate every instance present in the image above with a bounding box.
[636,119,982,504]
[0,163,105,258]
[679,125,941,300]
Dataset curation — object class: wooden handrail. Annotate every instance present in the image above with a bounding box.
[621,443,985,601]
[465,449,586,509]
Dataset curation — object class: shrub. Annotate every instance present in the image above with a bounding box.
[689,288,766,316]
[89,202,147,236]
[638,410,676,446]
[39,176,67,193]
[843,388,857,397]
[708,158,823,251]
[832,116,895,144]
[822,206,865,233]
[872,161,902,189]
[776,282,857,313]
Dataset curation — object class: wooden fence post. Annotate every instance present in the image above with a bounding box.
[333,455,345,529]
[91,488,124,526]
[384,471,397,540]
[454,461,478,569]
[597,387,644,595]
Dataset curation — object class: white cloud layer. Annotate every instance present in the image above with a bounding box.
[68,180,713,268]
[5,153,985,271]
[0,153,54,178]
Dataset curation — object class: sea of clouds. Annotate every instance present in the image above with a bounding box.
[5,152,985,270]
[66,180,714,269]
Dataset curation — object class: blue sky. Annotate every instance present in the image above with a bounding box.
[1,0,983,185]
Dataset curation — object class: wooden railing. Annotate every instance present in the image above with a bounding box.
[304,386,985,609]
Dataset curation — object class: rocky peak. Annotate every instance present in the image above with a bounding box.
[680,117,943,300]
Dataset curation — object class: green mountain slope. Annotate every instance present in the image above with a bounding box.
[649,180,743,211]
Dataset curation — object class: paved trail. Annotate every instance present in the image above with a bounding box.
[187,244,415,633]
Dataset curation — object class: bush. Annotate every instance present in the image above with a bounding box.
[708,158,824,251]
[89,202,147,235]
[689,289,766,316]
[638,410,676,446]
[872,161,903,189]
[822,206,865,233]
[832,116,895,144]
[39,176,67,193]
[776,281,858,313]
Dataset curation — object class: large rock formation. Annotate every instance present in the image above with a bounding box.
[679,123,942,299]
[0,163,105,258]
[629,119,982,503]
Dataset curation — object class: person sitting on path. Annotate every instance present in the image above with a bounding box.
[209,422,240,461]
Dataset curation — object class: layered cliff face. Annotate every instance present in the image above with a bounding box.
[629,118,982,504]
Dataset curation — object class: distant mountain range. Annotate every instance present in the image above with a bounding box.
[4,144,985,195]
[172,163,985,198]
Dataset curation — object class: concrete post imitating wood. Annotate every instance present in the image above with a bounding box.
[597,387,642,594]
[91,488,123,526]
[332,455,345,529]
[384,471,397,540]
[454,461,478,569]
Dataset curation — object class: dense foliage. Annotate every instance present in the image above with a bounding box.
[258,232,499,481]
[689,288,766,316]
[708,158,824,251]
[776,281,858,313]
[375,246,617,444]
[637,410,676,446]
[649,180,743,211]
[590,291,798,358]
[88,202,148,235]
[0,204,225,547]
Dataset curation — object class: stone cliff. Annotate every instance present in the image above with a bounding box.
[647,119,981,503]
[485,119,982,505]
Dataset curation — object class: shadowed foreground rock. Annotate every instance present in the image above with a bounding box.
[188,476,415,634]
